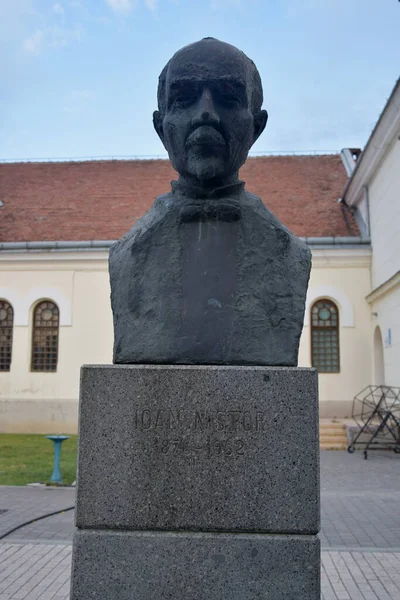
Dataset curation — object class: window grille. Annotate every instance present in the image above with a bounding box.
[0,301,13,371]
[31,301,59,372]
[311,299,340,373]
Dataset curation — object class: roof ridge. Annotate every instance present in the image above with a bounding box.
[0,152,341,166]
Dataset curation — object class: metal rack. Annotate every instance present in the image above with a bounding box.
[347,385,400,459]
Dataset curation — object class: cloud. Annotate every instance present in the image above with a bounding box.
[283,0,350,20]
[23,23,82,52]
[95,15,113,24]
[106,0,135,12]
[15,0,83,54]
[23,29,43,53]
[48,23,82,47]
[53,3,65,15]
[0,0,37,44]
[105,0,159,15]
[144,0,157,11]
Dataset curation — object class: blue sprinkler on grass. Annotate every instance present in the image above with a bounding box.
[46,435,70,484]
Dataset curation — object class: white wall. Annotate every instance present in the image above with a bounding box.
[370,287,400,387]
[369,138,400,289]
[0,252,112,433]
[299,247,372,418]
[366,136,400,389]
[0,246,372,431]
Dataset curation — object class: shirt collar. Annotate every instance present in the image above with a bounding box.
[171,179,245,200]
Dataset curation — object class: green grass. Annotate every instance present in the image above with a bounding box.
[0,434,77,486]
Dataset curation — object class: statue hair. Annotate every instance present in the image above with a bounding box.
[157,38,263,116]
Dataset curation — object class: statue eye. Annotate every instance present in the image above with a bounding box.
[174,94,196,108]
[222,95,240,106]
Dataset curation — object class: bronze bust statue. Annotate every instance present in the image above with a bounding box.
[109,38,311,366]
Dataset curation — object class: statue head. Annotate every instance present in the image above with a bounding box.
[153,38,268,188]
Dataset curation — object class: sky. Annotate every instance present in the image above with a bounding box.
[0,0,399,161]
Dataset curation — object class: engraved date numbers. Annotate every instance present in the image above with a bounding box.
[152,437,245,458]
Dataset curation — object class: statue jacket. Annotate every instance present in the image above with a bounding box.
[109,181,311,366]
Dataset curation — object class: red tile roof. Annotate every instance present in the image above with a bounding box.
[0,155,358,242]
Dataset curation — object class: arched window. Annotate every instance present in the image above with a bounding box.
[31,301,59,372]
[0,300,13,371]
[311,299,340,373]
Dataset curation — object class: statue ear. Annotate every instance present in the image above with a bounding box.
[253,109,268,143]
[153,110,165,145]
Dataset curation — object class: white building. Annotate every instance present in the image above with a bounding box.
[342,79,400,389]
[1,81,399,435]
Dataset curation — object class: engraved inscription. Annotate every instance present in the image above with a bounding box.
[134,409,265,458]
[134,409,265,433]
[152,436,246,457]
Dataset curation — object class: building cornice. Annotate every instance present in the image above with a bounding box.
[0,240,115,252]
[0,236,370,255]
[0,251,110,268]
[366,270,400,304]
[343,79,400,207]
[311,246,371,268]
[0,241,372,270]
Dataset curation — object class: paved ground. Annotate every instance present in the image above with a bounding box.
[0,488,75,541]
[1,450,399,599]
[1,543,400,600]
[320,451,400,551]
[0,543,71,600]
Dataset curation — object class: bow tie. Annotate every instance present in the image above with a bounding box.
[171,179,245,200]
[179,199,242,223]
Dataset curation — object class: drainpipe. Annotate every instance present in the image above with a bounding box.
[363,185,371,239]
[0,237,371,253]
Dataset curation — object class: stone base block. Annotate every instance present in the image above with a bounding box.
[70,529,320,600]
[76,365,319,534]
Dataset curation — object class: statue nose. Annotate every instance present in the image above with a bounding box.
[192,88,220,126]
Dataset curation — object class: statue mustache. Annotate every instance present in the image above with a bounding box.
[185,124,226,147]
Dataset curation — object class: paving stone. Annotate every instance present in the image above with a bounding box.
[1,449,399,598]
[0,487,75,540]
[2,543,400,600]
[3,451,400,550]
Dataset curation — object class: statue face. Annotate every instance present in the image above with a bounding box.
[154,39,267,184]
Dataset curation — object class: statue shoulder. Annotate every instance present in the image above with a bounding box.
[243,190,311,264]
[109,192,174,260]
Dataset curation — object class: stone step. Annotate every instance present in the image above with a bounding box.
[320,442,347,450]
[320,435,347,444]
[319,423,347,449]
[320,429,347,437]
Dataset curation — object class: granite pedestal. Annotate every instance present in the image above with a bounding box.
[70,365,320,599]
